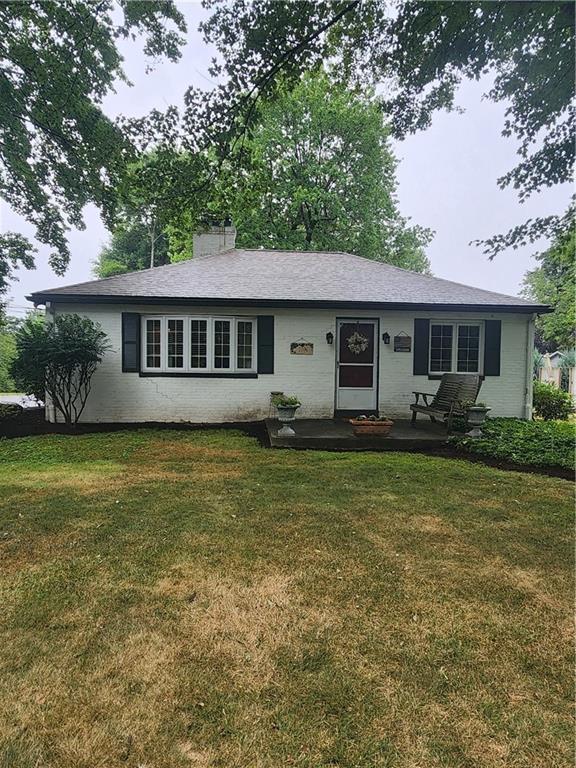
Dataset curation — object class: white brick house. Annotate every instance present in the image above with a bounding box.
[28,227,548,424]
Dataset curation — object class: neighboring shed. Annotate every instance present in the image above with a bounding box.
[539,351,576,401]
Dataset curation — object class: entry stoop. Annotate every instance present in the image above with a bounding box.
[265,418,448,451]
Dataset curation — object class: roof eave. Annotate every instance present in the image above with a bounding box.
[27,293,551,314]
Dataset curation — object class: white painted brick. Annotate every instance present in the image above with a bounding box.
[51,304,532,423]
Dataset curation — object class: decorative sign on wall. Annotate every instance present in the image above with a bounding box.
[290,341,314,355]
[393,333,412,352]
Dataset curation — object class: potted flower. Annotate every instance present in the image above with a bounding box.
[272,394,301,436]
[463,401,491,437]
[350,414,394,436]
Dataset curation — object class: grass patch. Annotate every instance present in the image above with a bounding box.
[450,417,575,470]
[0,430,573,767]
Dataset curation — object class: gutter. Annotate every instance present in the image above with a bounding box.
[26,294,552,315]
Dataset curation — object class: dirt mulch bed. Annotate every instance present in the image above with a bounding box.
[422,446,573,481]
[1,409,571,480]
[0,408,269,445]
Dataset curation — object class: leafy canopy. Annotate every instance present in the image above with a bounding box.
[180,0,574,256]
[0,315,21,392]
[217,73,431,270]
[103,73,431,274]
[95,223,169,279]
[11,313,111,423]
[0,0,185,299]
[522,225,575,350]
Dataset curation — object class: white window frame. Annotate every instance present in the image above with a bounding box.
[143,316,164,371]
[235,317,257,371]
[166,316,186,371]
[141,315,257,374]
[212,316,233,371]
[189,316,211,371]
[429,321,484,375]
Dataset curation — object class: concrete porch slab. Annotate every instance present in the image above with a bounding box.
[265,418,449,450]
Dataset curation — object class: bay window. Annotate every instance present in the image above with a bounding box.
[429,322,483,374]
[142,315,256,374]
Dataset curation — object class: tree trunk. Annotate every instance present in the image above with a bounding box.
[300,202,314,245]
[149,224,156,269]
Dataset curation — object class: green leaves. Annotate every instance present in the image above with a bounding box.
[0,234,36,306]
[451,417,575,470]
[533,381,573,422]
[11,313,111,423]
[194,0,574,256]
[95,223,169,278]
[522,222,575,349]
[101,73,432,273]
[0,0,186,293]
[212,72,432,270]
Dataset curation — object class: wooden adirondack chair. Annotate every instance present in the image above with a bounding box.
[410,373,481,432]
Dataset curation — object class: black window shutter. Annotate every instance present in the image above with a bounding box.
[257,316,274,374]
[122,313,140,372]
[413,318,430,375]
[484,319,501,376]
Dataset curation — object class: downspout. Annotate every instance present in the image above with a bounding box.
[524,313,536,420]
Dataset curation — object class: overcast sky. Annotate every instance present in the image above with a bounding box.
[3,2,572,316]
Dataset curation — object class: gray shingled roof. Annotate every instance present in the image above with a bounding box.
[29,248,547,311]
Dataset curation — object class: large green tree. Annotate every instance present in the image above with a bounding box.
[522,225,575,350]
[95,148,213,276]
[0,0,185,302]
[219,73,431,270]
[0,315,20,392]
[94,224,170,279]
[175,0,574,257]
[101,74,431,272]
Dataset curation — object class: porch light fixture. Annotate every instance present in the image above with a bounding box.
[326,331,334,345]
[382,332,391,344]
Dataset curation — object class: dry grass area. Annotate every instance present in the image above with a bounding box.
[0,430,573,768]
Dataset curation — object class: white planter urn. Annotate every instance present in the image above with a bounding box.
[276,404,300,436]
[466,406,491,437]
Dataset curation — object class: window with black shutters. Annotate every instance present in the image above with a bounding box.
[145,318,161,369]
[141,315,256,373]
[429,322,483,374]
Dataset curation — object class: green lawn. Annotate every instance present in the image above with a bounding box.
[0,430,573,768]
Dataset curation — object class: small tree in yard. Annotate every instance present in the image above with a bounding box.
[12,314,110,424]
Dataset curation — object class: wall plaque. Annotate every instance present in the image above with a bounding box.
[290,342,314,355]
[393,334,411,352]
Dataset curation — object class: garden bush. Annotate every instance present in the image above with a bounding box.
[451,417,575,470]
[11,314,110,424]
[533,381,573,421]
[0,403,24,422]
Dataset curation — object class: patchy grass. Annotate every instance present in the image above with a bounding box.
[451,417,576,471]
[0,430,573,767]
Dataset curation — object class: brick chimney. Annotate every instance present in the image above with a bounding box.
[193,224,236,258]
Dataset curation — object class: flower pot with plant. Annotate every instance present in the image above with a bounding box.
[350,414,394,436]
[463,401,491,437]
[272,394,301,436]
